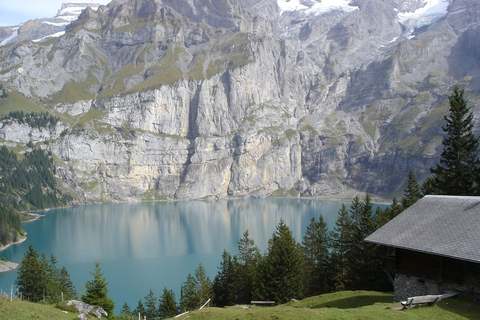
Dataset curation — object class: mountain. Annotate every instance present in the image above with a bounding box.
[0,0,479,203]
[0,3,101,46]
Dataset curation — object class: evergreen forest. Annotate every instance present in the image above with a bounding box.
[0,144,67,246]
[15,245,77,303]
[1,111,59,129]
[115,193,408,319]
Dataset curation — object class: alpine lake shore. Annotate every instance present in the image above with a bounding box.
[0,212,44,273]
[0,191,380,274]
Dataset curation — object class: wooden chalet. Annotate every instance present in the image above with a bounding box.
[365,195,480,301]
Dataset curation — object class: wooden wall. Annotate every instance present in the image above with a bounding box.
[396,249,480,291]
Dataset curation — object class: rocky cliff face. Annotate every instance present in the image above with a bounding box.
[0,0,479,202]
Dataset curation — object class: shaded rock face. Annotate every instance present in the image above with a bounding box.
[0,0,479,202]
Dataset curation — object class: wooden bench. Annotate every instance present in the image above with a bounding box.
[401,295,442,309]
[251,301,276,306]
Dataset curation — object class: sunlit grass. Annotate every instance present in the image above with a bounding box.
[168,291,480,320]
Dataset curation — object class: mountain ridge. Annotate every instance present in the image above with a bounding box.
[0,2,102,46]
[0,0,479,203]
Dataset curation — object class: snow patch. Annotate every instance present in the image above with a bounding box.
[42,21,70,27]
[32,31,66,42]
[1,3,101,46]
[398,0,450,38]
[277,0,358,15]
[0,27,20,46]
[56,4,100,21]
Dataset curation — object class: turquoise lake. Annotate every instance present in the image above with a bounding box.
[0,199,371,313]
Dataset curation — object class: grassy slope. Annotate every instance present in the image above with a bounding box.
[1,291,479,320]
[0,92,45,116]
[169,291,480,320]
[0,297,73,320]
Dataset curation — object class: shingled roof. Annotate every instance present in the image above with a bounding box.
[365,195,480,264]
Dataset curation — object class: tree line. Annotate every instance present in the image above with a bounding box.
[0,203,22,246]
[1,111,59,129]
[0,145,72,246]
[15,246,115,317]
[0,84,7,98]
[116,192,414,320]
[15,245,77,303]
[0,146,62,211]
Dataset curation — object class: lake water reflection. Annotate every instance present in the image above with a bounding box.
[0,199,368,313]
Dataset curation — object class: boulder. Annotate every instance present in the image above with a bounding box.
[67,300,108,319]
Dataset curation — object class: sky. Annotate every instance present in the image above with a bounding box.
[0,0,112,27]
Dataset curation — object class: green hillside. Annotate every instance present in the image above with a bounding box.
[169,291,479,320]
[1,291,478,320]
[0,297,73,320]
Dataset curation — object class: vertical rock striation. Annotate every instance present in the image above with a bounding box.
[0,0,479,202]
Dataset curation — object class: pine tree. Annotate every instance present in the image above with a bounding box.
[144,289,158,320]
[134,299,145,317]
[401,170,421,209]
[180,274,197,311]
[234,230,260,304]
[329,204,352,291]
[356,195,389,290]
[213,250,236,306]
[180,264,213,311]
[120,302,132,315]
[347,195,376,290]
[195,263,213,308]
[254,219,303,303]
[40,253,50,301]
[81,262,115,318]
[15,245,45,302]
[15,246,76,303]
[158,287,177,319]
[301,216,330,296]
[118,302,136,320]
[426,87,480,195]
[58,266,77,300]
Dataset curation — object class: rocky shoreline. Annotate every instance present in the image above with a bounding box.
[0,237,26,273]
[21,212,45,223]
[0,213,43,273]
[0,260,18,273]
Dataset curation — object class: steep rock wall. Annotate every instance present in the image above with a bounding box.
[0,0,479,202]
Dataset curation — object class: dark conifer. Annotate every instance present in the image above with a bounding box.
[143,289,158,320]
[58,266,77,300]
[81,262,115,318]
[234,230,260,304]
[213,250,236,306]
[120,302,132,315]
[426,87,480,195]
[195,263,213,308]
[254,219,303,303]
[158,287,178,318]
[329,204,352,291]
[301,216,330,296]
[134,299,145,317]
[180,274,197,311]
[180,264,213,311]
[16,245,45,302]
[401,170,421,209]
